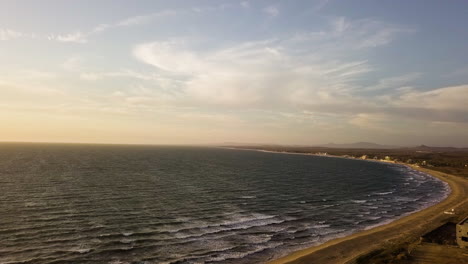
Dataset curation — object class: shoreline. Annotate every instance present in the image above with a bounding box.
[246,149,468,264]
[222,147,466,263]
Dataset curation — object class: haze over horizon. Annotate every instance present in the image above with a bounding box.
[1,0,468,147]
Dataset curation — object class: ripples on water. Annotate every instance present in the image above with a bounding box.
[0,144,449,263]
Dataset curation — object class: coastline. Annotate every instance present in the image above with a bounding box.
[256,150,468,264]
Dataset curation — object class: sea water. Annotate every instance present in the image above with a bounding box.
[0,144,449,263]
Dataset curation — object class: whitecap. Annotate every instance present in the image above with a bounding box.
[311,224,331,228]
[120,238,134,244]
[240,195,256,199]
[375,191,393,195]
[207,242,284,262]
[68,246,92,254]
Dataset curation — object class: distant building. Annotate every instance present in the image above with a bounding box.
[457,216,468,248]
[384,156,392,161]
[360,155,368,160]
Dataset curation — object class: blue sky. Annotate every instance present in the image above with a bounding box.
[1,0,467,146]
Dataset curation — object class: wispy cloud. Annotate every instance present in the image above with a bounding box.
[51,32,88,43]
[47,9,181,44]
[127,16,468,127]
[133,38,370,107]
[0,28,37,41]
[0,28,24,40]
[62,56,86,71]
[263,6,279,17]
[78,70,161,81]
[365,72,422,91]
[132,16,413,108]
[116,10,178,27]
[395,85,468,111]
[2,9,180,44]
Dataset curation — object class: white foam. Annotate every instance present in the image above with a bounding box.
[120,238,134,244]
[166,213,277,233]
[207,242,284,262]
[311,224,331,228]
[68,246,92,254]
[374,191,393,195]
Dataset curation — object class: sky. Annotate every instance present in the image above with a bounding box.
[1,0,468,146]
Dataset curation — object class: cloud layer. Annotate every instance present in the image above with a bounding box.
[1,1,467,145]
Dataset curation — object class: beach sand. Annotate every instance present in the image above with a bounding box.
[269,166,468,264]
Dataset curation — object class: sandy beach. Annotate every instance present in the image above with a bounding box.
[269,165,468,264]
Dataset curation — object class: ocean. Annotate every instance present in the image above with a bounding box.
[0,144,449,264]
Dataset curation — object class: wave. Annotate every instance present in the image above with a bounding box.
[206,242,284,263]
[311,224,331,228]
[374,191,393,195]
[239,195,257,199]
[158,213,279,234]
[67,247,92,254]
[0,146,452,264]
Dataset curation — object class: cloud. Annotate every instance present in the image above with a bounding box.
[365,72,422,91]
[45,9,181,44]
[349,113,395,132]
[0,29,37,41]
[0,9,181,44]
[133,41,205,74]
[0,28,87,44]
[396,85,468,111]
[263,6,279,17]
[51,32,88,43]
[0,28,24,40]
[314,0,332,11]
[117,15,155,27]
[132,16,411,107]
[19,70,57,80]
[240,1,250,8]
[116,10,178,26]
[129,16,467,127]
[348,18,416,48]
[80,73,100,81]
[62,56,86,71]
[78,69,162,81]
[0,72,64,99]
[292,17,415,52]
[92,23,111,33]
[133,37,372,106]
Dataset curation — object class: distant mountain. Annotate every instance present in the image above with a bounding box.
[317,142,400,149]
